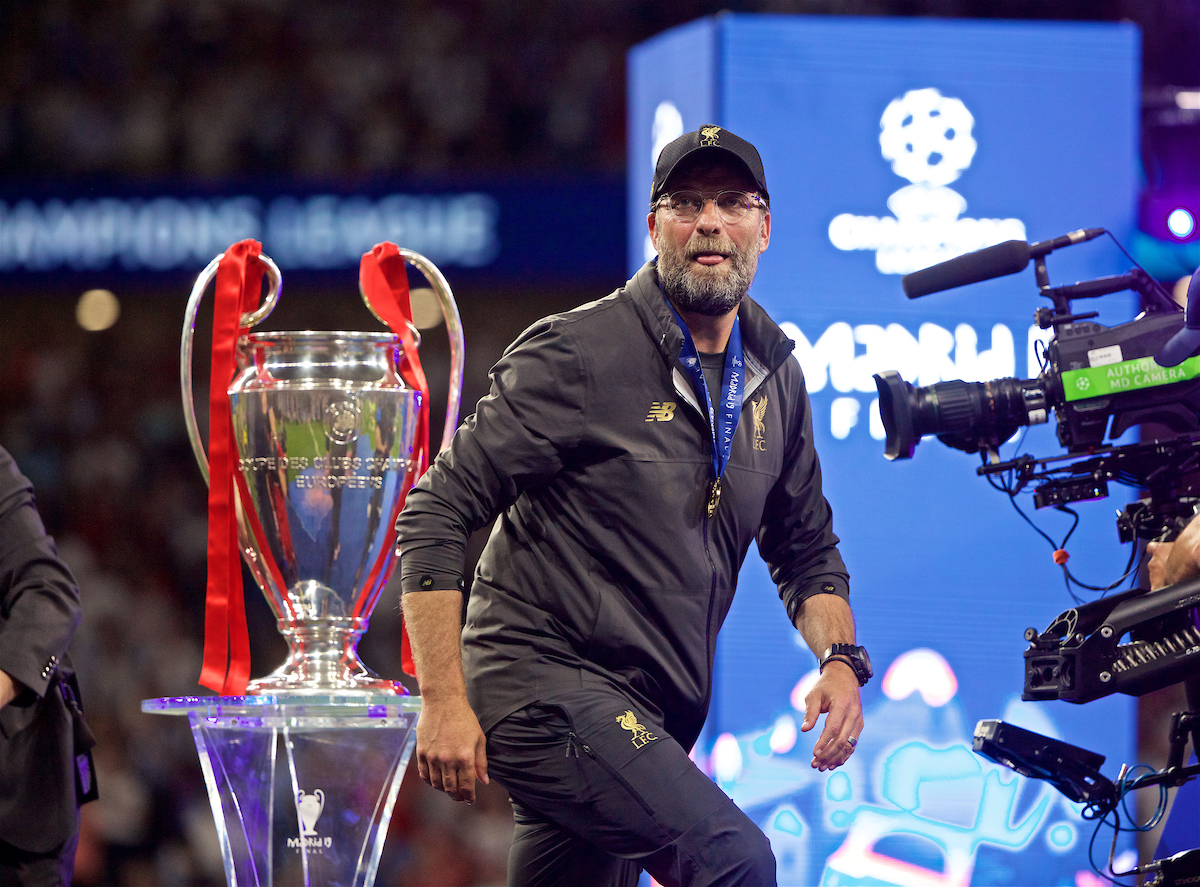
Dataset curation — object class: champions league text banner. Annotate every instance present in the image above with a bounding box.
[630,15,1140,887]
[0,175,624,287]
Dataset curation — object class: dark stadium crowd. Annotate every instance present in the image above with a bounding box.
[1,0,635,180]
[2,0,1193,182]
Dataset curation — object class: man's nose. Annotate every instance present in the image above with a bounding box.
[695,197,723,230]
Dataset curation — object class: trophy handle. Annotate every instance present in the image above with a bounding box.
[364,248,464,453]
[181,252,283,484]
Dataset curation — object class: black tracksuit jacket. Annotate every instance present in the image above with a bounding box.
[396,261,849,750]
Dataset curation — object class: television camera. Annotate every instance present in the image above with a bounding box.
[873,232,1200,886]
[874,231,1200,536]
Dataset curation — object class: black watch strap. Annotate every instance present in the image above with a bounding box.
[820,643,872,686]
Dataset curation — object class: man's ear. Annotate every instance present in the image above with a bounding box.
[647,210,660,253]
[758,210,771,255]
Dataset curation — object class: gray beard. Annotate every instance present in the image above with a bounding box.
[656,233,758,317]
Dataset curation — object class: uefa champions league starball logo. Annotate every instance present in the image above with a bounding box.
[879,88,977,187]
[829,87,1026,274]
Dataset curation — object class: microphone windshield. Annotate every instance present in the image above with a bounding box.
[902,240,1031,299]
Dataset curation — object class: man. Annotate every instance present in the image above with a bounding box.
[0,446,97,886]
[396,126,868,886]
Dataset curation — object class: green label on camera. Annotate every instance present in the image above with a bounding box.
[1061,354,1200,402]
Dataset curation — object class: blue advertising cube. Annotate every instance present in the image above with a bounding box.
[630,15,1142,886]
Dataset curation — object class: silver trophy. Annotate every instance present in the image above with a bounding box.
[181,248,463,694]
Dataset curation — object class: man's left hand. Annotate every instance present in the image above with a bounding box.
[801,659,863,771]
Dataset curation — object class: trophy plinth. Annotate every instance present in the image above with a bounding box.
[143,695,421,887]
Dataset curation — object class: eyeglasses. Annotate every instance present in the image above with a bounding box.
[655,190,767,224]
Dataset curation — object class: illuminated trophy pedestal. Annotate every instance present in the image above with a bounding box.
[144,695,419,887]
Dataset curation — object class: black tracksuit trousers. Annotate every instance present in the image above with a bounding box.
[485,685,777,887]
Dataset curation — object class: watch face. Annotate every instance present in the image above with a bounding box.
[857,646,873,676]
[825,645,872,683]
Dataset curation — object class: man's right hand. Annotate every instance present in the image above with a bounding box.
[416,696,489,804]
[400,586,490,804]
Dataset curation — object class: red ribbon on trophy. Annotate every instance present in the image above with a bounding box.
[200,239,265,695]
[359,242,431,678]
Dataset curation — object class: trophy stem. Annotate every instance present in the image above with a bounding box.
[247,619,402,695]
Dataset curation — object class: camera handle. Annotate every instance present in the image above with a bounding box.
[1144,849,1200,887]
[1037,268,1173,328]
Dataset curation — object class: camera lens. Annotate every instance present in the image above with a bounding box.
[874,370,1047,460]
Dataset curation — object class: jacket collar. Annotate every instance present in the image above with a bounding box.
[625,260,796,375]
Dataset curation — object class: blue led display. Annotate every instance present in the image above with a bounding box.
[630,15,1142,886]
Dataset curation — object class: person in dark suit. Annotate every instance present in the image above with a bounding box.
[0,445,96,887]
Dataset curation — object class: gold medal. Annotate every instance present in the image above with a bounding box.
[707,478,722,517]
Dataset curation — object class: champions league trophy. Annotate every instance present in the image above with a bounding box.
[179,243,463,695]
[144,241,464,887]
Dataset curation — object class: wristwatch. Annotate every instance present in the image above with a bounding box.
[820,644,873,687]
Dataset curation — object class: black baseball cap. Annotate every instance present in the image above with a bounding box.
[650,125,769,207]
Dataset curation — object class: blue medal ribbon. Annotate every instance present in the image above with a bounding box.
[668,303,745,500]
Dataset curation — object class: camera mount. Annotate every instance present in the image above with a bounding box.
[1022,575,1200,703]
[976,706,1200,887]
[977,434,1200,536]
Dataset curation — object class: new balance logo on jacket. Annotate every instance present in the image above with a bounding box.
[645,402,676,422]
